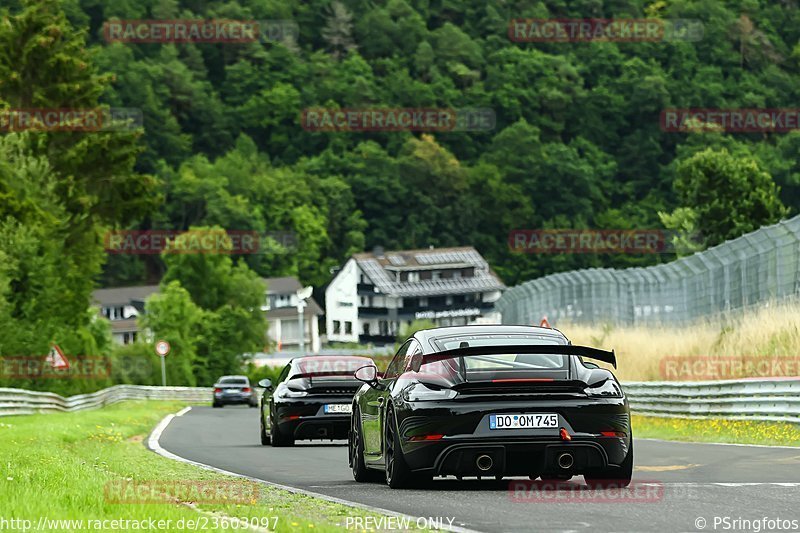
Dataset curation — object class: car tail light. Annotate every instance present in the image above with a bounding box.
[559,427,572,441]
[491,378,555,383]
[408,434,444,441]
[600,431,627,438]
[214,388,222,393]
[242,387,251,393]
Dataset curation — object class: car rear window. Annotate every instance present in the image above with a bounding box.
[218,377,248,385]
[290,356,373,379]
[413,335,570,386]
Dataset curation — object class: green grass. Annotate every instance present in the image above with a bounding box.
[0,401,393,532]
[633,414,800,447]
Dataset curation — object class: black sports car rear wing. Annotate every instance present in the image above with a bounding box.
[424,344,617,369]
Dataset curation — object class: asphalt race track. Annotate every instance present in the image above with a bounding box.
[159,406,800,532]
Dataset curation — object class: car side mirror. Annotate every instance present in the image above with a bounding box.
[257,379,273,389]
[354,365,378,383]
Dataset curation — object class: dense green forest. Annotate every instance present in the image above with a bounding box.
[1,0,797,389]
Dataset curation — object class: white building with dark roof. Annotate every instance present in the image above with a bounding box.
[92,276,321,352]
[325,246,505,345]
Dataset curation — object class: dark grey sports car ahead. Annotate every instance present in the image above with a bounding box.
[349,325,632,489]
[259,356,375,447]
[212,375,258,408]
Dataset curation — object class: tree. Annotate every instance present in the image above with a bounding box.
[396,319,436,345]
[321,1,357,60]
[140,281,203,386]
[661,148,788,248]
[157,230,268,384]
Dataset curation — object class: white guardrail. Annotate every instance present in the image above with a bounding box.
[0,380,799,424]
[0,384,211,417]
[624,379,800,424]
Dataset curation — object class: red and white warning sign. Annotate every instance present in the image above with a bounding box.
[155,340,171,357]
[539,316,551,328]
[45,344,69,369]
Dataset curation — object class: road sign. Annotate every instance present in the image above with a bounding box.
[155,340,170,387]
[155,340,170,357]
[45,344,69,369]
[539,316,551,328]
[297,285,313,300]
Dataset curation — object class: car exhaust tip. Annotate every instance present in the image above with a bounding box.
[557,453,574,469]
[476,454,493,471]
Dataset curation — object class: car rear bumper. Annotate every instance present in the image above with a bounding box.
[396,396,630,475]
[411,437,625,477]
[276,415,350,440]
[214,393,256,404]
[273,397,354,440]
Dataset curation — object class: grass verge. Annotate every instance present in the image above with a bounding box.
[0,401,393,532]
[633,414,800,447]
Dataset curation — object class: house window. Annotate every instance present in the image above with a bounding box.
[345,321,352,334]
[363,323,371,335]
[379,320,388,335]
[333,320,341,334]
[123,333,130,344]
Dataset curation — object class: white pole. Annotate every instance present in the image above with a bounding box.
[298,302,305,353]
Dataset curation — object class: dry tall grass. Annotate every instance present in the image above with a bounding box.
[559,303,800,381]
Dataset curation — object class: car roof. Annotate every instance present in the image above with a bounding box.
[413,324,569,353]
[288,355,374,365]
[217,375,249,380]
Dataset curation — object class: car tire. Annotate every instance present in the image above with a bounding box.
[584,438,633,488]
[270,414,294,447]
[350,407,381,482]
[260,411,270,445]
[212,401,222,408]
[249,401,258,408]
[384,407,430,489]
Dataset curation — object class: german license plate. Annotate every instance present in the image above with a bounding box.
[224,388,240,394]
[324,404,352,414]
[489,413,558,430]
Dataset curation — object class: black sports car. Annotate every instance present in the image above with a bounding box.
[259,355,375,447]
[348,325,632,489]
